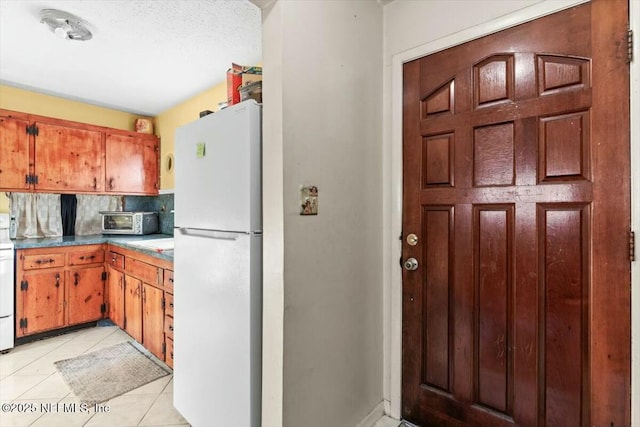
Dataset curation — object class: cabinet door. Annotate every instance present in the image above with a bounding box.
[165,337,174,369]
[17,270,65,337]
[105,133,158,194]
[107,266,125,329]
[0,115,31,190]
[34,121,104,192]
[124,275,143,342]
[143,283,165,360]
[67,266,105,325]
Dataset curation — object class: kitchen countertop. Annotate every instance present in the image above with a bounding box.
[11,234,174,262]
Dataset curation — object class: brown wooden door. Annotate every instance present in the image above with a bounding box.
[34,121,104,192]
[142,283,165,360]
[124,275,143,342]
[17,270,65,337]
[67,266,105,325]
[0,115,31,190]
[401,2,630,427]
[105,133,159,194]
[107,266,125,329]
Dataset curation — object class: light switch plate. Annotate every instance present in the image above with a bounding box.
[300,185,318,215]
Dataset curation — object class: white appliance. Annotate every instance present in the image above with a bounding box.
[0,213,15,352]
[173,100,262,427]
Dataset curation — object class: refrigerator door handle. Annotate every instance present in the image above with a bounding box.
[177,227,242,240]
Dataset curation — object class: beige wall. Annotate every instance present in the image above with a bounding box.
[154,82,228,190]
[262,1,383,426]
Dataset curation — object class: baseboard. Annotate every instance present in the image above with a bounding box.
[355,401,386,427]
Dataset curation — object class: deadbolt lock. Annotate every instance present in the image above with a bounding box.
[407,233,418,246]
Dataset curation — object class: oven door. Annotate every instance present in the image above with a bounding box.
[0,244,15,351]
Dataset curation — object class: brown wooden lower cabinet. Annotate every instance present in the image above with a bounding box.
[143,283,164,359]
[124,276,143,343]
[16,245,106,337]
[107,265,125,329]
[106,245,174,366]
[16,243,173,367]
[164,290,174,369]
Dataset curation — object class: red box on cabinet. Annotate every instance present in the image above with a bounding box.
[227,63,262,105]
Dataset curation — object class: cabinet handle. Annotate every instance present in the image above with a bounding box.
[36,258,54,265]
[112,256,117,263]
[55,273,60,288]
[169,302,174,308]
[171,352,174,360]
[79,255,95,261]
[93,177,97,189]
[169,277,174,283]
[74,272,80,286]
[169,325,174,331]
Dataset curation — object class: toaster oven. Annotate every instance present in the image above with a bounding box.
[100,211,158,235]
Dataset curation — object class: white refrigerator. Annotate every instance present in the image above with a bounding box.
[173,100,262,427]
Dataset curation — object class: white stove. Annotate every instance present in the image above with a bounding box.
[0,213,15,351]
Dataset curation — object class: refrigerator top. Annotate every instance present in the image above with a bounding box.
[174,100,262,233]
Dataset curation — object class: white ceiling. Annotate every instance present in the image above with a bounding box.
[0,0,262,116]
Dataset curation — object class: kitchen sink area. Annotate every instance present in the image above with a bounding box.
[123,237,174,252]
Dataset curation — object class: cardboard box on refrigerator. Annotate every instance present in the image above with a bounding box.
[227,63,262,105]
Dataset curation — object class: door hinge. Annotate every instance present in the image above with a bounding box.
[161,297,166,310]
[123,318,127,329]
[100,303,106,314]
[630,231,636,262]
[101,271,107,281]
[628,28,634,63]
[19,318,28,329]
[24,174,39,185]
[162,342,166,355]
[20,280,28,291]
[25,124,39,136]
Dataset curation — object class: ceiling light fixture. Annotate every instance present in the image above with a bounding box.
[40,9,92,41]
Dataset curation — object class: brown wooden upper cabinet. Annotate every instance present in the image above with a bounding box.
[105,133,159,194]
[0,115,31,190]
[34,121,104,192]
[0,109,159,195]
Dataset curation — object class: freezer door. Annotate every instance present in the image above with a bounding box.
[173,228,262,427]
[174,101,262,233]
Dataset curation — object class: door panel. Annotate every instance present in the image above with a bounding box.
[0,115,31,190]
[107,266,125,329]
[105,133,158,194]
[67,266,105,325]
[402,1,630,426]
[124,276,143,342]
[34,122,103,192]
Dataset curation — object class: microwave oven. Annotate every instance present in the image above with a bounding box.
[100,211,158,235]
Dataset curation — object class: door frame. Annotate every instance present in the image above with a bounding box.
[384,0,640,423]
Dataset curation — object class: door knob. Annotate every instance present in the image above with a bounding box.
[404,258,419,271]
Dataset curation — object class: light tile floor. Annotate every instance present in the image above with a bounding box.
[0,326,189,427]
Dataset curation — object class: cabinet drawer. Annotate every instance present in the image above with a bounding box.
[165,337,174,368]
[68,247,104,266]
[163,270,174,292]
[165,293,174,317]
[126,258,162,285]
[107,251,125,270]
[164,315,174,338]
[23,253,65,270]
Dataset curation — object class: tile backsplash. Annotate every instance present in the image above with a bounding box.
[123,193,174,235]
